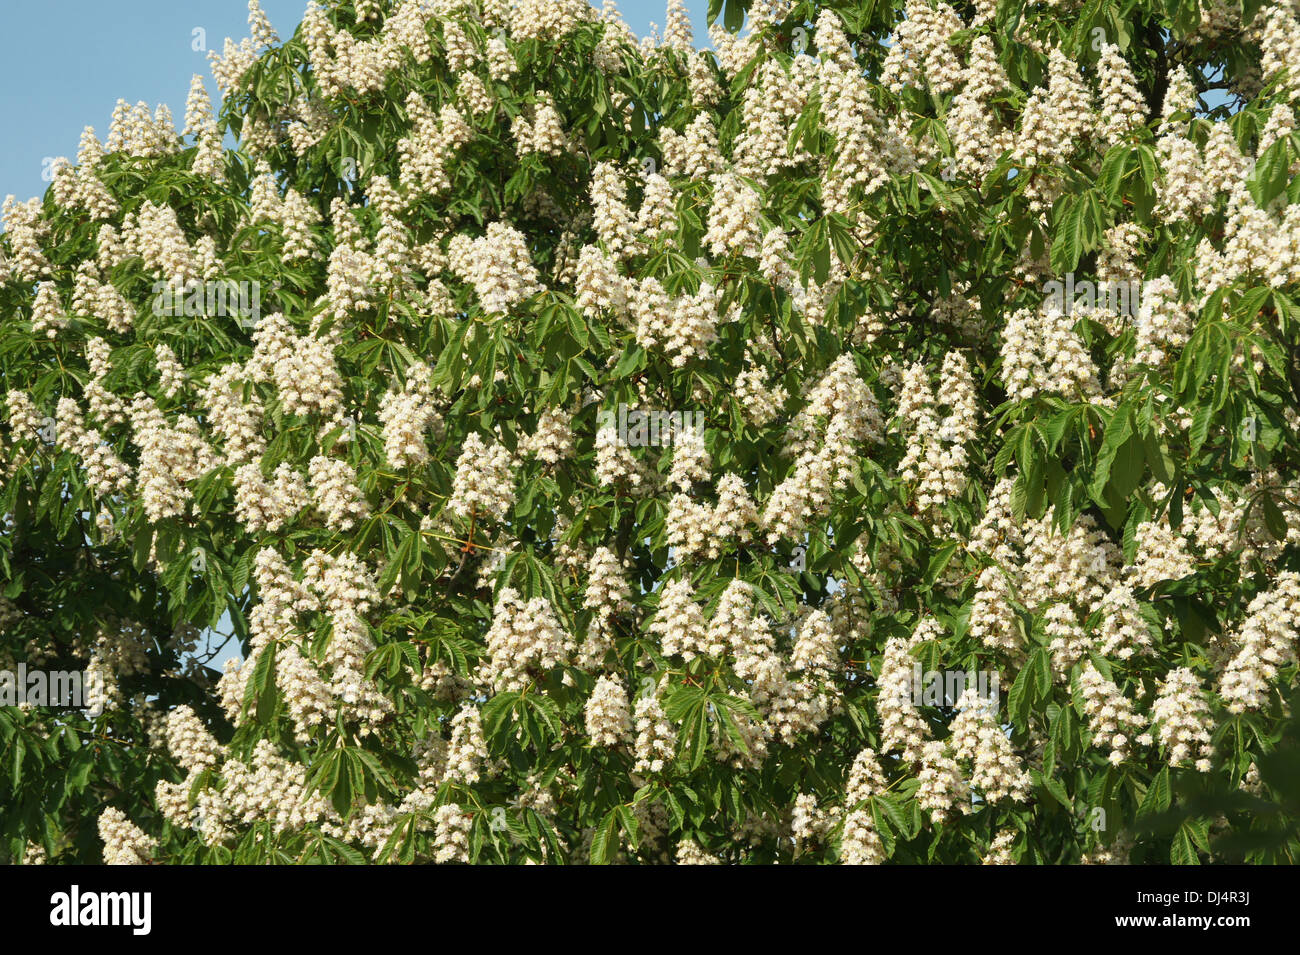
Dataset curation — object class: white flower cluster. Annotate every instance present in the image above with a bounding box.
[446,431,516,520]
[164,704,222,774]
[513,93,569,156]
[98,808,155,865]
[300,0,421,98]
[248,314,344,420]
[1093,585,1153,660]
[585,674,633,745]
[81,335,125,427]
[880,0,965,95]
[1078,663,1141,764]
[445,703,490,783]
[54,397,133,497]
[896,352,977,521]
[378,364,443,469]
[220,739,334,837]
[590,163,642,261]
[72,265,130,340]
[981,830,1017,865]
[30,283,68,339]
[183,76,225,181]
[1145,667,1214,771]
[2,195,51,281]
[630,276,726,366]
[675,839,720,864]
[511,0,597,41]
[1128,515,1196,589]
[704,172,763,259]
[1218,572,1300,714]
[916,739,967,824]
[969,567,1019,653]
[733,59,816,181]
[249,163,321,263]
[583,545,632,623]
[875,628,931,762]
[744,619,841,749]
[819,10,922,215]
[633,692,677,773]
[208,0,276,95]
[594,422,648,489]
[946,37,1013,181]
[125,200,201,290]
[1000,305,1102,402]
[949,690,1030,804]
[155,705,226,837]
[667,425,710,489]
[659,114,723,181]
[477,588,575,692]
[762,355,883,541]
[1095,42,1146,144]
[1015,47,1094,204]
[575,244,629,316]
[154,344,186,398]
[521,408,574,467]
[433,804,472,863]
[49,127,119,220]
[399,92,473,197]
[649,578,712,660]
[127,395,218,522]
[202,362,265,464]
[448,222,543,315]
[667,472,759,558]
[1123,276,1194,375]
[105,99,178,158]
[234,460,307,533]
[733,357,788,427]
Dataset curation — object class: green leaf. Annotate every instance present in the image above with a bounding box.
[1090,403,1133,501]
[1138,766,1171,817]
[922,541,959,588]
[1171,824,1201,865]
[1249,138,1291,208]
[1261,494,1288,541]
[590,808,619,865]
[1050,195,1083,273]
[1039,771,1072,811]
[723,0,745,32]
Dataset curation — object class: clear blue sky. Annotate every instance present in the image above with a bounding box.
[0,0,712,205]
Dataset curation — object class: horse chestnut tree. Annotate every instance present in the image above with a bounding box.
[3,0,1300,865]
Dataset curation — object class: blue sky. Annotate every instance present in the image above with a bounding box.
[0,0,712,205]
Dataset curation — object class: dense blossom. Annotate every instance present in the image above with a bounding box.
[3,0,1300,868]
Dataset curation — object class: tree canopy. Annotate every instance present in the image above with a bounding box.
[3,0,1300,864]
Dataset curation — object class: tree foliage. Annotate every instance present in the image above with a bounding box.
[3,0,1300,864]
